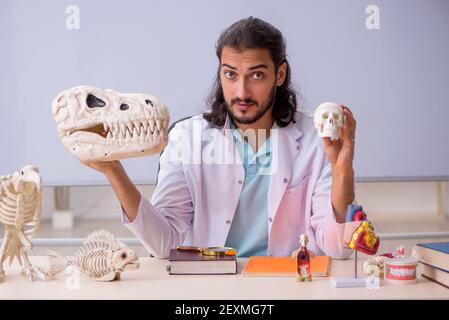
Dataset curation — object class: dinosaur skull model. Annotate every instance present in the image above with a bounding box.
[52,85,170,162]
[313,102,344,140]
[0,165,48,282]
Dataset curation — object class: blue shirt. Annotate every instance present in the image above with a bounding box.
[224,123,272,257]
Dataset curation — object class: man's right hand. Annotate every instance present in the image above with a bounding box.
[80,159,121,175]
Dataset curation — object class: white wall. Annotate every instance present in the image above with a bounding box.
[41,182,449,222]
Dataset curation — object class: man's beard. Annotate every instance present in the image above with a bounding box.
[225,83,277,125]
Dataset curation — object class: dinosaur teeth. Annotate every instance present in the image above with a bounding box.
[113,123,119,134]
[151,119,157,133]
[119,123,126,135]
[126,121,134,134]
[139,126,145,137]
[132,126,138,138]
[133,121,141,135]
[77,119,163,141]
[125,128,131,140]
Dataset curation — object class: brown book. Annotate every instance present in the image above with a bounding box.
[415,242,449,271]
[421,263,449,289]
[167,249,237,275]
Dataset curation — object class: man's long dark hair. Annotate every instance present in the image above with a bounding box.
[203,17,299,128]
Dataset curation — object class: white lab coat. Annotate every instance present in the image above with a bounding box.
[122,110,353,259]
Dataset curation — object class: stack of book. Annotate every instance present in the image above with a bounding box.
[414,241,449,289]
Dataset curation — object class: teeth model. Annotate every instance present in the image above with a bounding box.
[52,85,170,162]
[384,257,418,284]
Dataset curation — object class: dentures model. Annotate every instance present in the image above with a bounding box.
[52,85,170,162]
[383,247,418,284]
[364,246,419,284]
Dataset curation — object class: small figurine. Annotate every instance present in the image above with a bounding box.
[44,229,140,282]
[363,256,386,278]
[292,234,313,282]
[0,165,49,282]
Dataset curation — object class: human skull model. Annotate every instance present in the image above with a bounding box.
[313,102,344,140]
[52,85,170,162]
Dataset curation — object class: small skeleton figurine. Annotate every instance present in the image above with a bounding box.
[0,165,48,282]
[45,229,140,282]
[291,234,314,282]
[363,256,386,278]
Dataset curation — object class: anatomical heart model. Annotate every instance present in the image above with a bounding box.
[52,85,170,162]
[0,165,48,282]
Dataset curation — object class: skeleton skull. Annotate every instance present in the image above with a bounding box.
[313,102,344,140]
[52,85,170,162]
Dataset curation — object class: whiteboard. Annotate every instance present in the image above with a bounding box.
[1,0,448,186]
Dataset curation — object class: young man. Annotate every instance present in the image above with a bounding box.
[83,17,356,259]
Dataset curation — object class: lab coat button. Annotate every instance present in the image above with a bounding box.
[238,180,243,185]
[283,178,288,183]
[226,220,231,225]
[268,217,273,222]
